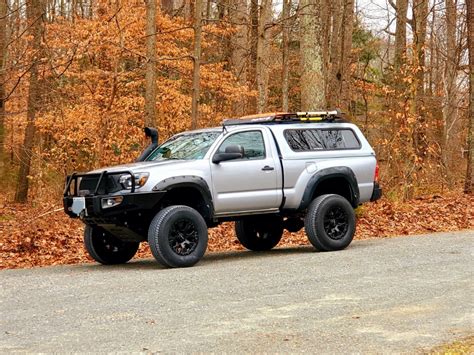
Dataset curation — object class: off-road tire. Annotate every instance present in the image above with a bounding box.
[84,225,139,265]
[304,194,356,251]
[235,215,284,251]
[148,205,208,268]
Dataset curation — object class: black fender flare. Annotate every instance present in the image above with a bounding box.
[299,167,360,209]
[152,175,214,220]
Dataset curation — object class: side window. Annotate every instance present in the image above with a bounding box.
[284,129,324,151]
[217,131,265,160]
[285,129,360,151]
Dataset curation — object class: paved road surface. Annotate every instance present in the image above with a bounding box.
[1,231,473,353]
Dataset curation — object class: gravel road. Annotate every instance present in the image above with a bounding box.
[1,230,473,353]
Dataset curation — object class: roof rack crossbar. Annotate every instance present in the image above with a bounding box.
[222,109,344,126]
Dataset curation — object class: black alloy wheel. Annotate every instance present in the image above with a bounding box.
[168,218,199,256]
[323,206,349,240]
[148,205,208,268]
[304,194,356,251]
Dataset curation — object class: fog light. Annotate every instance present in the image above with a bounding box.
[101,196,124,209]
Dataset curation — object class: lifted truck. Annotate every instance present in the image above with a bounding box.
[64,111,382,268]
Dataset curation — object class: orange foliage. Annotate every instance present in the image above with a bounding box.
[4,1,254,198]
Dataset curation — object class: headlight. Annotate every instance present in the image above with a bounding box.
[119,172,149,190]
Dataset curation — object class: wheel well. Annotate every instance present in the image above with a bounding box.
[159,187,213,222]
[312,177,354,205]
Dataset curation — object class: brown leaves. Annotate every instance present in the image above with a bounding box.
[1,192,472,270]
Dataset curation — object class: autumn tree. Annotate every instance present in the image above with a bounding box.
[145,0,158,127]
[229,0,248,115]
[281,0,291,111]
[442,0,458,171]
[326,0,354,110]
[393,0,408,69]
[0,0,6,169]
[15,0,45,203]
[412,0,428,160]
[299,0,325,110]
[466,0,473,194]
[191,0,203,128]
[256,0,272,112]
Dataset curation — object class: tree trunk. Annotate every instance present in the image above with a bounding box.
[0,0,6,170]
[442,0,457,172]
[229,0,248,115]
[256,0,271,113]
[161,0,174,16]
[15,0,44,203]
[394,0,408,69]
[281,0,290,111]
[249,0,258,96]
[299,0,324,110]
[327,0,342,107]
[465,0,473,194]
[320,0,330,100]
[206,0,212,21]
[144,0,157,127]
[339,0,353,111]
[412,0,428,160]
[191,0,203,129]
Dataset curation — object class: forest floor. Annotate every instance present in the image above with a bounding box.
[0,192,472,270]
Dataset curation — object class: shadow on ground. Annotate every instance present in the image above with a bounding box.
[73,242,370,271]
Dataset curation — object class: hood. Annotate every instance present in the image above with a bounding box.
[88,159,193,174]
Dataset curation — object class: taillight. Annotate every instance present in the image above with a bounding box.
[374,162,379,183]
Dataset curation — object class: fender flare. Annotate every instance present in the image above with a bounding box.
[299,167,360,209]
[152,175,214,220]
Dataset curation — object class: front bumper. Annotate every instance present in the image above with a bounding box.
[63,191,166,220]
[370,182,382,201]
[63,171,167,241]
[63,191,166,242]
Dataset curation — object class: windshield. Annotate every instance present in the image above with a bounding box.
[146,131,221,161]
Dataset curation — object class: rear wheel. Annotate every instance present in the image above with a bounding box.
[235,215,284,251]
[148,205,208,268]
[304,194,356,251]
[84,225,139,265]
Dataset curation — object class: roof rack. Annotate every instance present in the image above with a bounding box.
[222,109,345,126]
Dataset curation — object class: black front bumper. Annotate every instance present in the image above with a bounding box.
[63,191,166,221]
[370,182,382,201]
[63,171,166,241]
[63,191,166,242]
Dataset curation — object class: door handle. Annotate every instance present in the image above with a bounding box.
[262,165,274,171]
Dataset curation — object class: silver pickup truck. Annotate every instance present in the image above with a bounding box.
[64,111,381,268]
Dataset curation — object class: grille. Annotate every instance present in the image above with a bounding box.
[78,175,120,195]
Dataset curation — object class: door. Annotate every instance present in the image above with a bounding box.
[210,129,280,214]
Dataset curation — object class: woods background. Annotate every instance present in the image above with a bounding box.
[0,0,472,202]
[0,0,472,268]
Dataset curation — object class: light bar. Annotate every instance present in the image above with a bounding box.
[296,110,340,117]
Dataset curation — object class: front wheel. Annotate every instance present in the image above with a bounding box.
[304,194,356,251]
[235,215,284,251]
[84,225,139,265]
[148,205,208,268]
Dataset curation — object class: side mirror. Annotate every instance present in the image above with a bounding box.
[212,152,243,164]
[212,145,244,164]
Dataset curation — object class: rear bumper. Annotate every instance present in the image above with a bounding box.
[370,182,382,201]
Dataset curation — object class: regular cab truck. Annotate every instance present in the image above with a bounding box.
[63,111,382,267]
